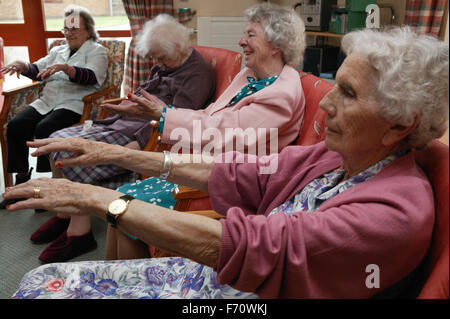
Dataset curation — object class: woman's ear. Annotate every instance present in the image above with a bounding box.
[272,47,281,57]
[382,114,420,146]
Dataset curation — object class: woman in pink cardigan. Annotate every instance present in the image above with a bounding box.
[5,28,448,299]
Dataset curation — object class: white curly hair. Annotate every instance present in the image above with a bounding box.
[341,26,449,149]
[135,14,190,59]
[244,3,306,68]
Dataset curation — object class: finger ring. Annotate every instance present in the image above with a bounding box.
[33,187,41,199]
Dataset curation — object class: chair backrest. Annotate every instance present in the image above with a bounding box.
[49,39,126,97]
[415,140,449,299]
[295,72,333,146]
[193,45,242,101]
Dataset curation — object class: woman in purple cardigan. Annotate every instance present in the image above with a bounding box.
[25,14,216,264]
[5,27,448,299]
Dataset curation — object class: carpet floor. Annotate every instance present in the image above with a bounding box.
[0,205,107,299]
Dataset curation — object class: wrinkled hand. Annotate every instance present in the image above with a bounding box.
[27,137,123,168]
[2,178,118,217]
[36,63,68,80]
[101,90,165,121]
[0,61,27,78]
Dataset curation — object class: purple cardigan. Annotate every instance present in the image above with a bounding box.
[208,142,434,298]
[95,48,216,149]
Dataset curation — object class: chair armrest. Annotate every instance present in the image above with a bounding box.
[0,82,43,124]
[80,85,118,123]
[102,97,126,105]
[81,85,117,103]
[1,82,42,97]
[173,186,209,200]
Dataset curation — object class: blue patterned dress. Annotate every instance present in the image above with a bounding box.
[11,151,406,299]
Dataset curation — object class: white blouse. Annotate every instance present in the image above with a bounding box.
[31,39,108,115]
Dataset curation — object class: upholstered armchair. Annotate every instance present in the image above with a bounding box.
[415,140,449,299]
[0,39,126,188]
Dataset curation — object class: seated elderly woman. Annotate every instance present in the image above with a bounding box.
[28,13,216,263]
[31,3,306,263]
[4,27,448,299]
[0,5,107,205]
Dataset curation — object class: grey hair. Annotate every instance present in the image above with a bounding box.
[135,14,190,59]
[244,2,306,67]
[64,5,99,41]
[341,27,449,149]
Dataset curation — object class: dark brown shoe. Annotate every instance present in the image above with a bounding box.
[39,231,97,263]
[30,216,70,244]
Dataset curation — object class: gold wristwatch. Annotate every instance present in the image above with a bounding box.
[106,194,135,228]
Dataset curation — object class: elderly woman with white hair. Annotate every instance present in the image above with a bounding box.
[4,26,448,299]
[25,13,216,264]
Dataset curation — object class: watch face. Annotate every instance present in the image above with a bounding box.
[108,199,127,216]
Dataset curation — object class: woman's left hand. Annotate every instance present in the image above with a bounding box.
[102,90,166,121]
[27,137,123,168]
[36,63,68,80]
[2,178,118,217]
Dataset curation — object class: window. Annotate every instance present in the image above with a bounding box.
[43,0,129,31]
[0,0,24,24]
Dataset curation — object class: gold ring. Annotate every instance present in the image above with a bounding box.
[33,187,41,199]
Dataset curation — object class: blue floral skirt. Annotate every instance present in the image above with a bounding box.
[12,257,258,299]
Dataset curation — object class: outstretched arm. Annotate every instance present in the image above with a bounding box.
[3,178,221,268]
[27,137,214,193]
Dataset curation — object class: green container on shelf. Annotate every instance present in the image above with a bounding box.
[347,10,367,31]
[329,12,344,34]
[345,0,376,12]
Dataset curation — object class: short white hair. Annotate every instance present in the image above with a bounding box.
[135,14,190,59]
[244,3,306,67]
[342,27,449,149]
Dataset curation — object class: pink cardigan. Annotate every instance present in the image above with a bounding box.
[162,65,304,154]
[209,142,435,298]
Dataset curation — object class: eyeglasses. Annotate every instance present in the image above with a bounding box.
[60,27,82,35]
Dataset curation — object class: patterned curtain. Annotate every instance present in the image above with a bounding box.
[122,0,174,93]
[404,0,447,36]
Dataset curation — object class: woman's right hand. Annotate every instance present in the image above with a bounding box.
[27,137,124,168]
[0,61,28,78]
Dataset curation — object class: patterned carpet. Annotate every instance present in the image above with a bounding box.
[0,206,107,299]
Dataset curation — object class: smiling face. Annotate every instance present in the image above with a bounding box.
[63,16,90,50]
[239,22,276,73]
[319,53,393,163]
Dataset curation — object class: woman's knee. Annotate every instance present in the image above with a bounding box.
[7,116,28,137]
[34,122,56,139]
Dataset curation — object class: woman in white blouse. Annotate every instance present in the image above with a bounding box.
[0,5,107,208]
